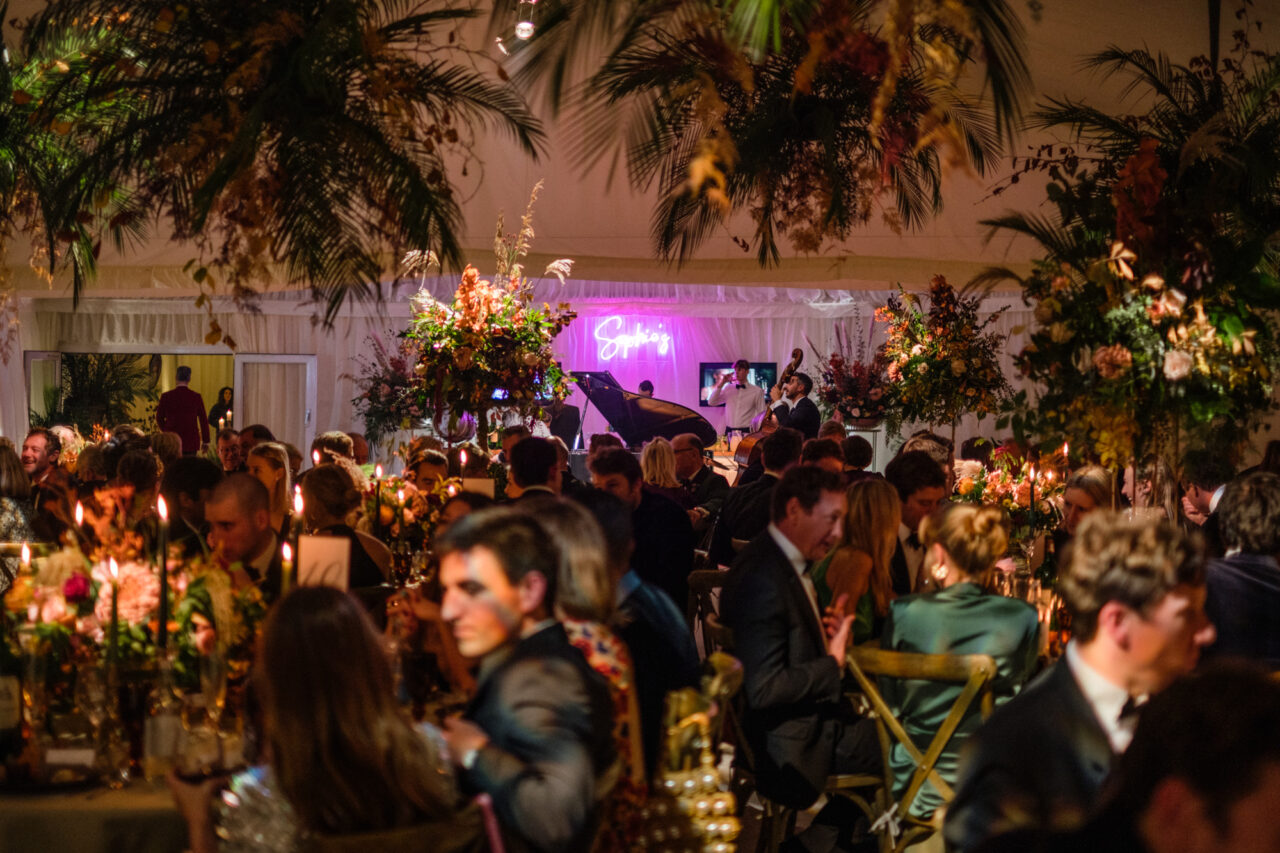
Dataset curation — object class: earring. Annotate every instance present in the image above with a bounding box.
[931,562,947,581]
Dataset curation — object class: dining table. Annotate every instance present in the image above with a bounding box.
[0,780,187,852]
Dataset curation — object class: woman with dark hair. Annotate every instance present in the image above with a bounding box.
[169,587,481,851]
[0,444,33,591]
[208,386,234,427]
[301,464,388,588]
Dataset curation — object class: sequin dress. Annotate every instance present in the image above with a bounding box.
[0,497,33,594]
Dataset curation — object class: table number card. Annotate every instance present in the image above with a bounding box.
[461,478,495,498]
[297,534,351,590]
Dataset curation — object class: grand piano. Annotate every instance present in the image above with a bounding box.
[571,371,718,449]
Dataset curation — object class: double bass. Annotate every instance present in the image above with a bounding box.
[731,348,803,484]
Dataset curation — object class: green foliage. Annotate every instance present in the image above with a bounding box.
[26,0,544,323]
[30,353,158,434]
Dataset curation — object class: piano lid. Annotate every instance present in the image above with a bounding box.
[572,371,718,448]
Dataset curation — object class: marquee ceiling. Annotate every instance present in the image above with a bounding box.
[6,0,1270,300]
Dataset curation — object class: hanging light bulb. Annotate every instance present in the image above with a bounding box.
[515,0,537,39]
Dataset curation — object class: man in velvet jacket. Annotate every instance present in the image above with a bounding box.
[438,509,615,853]
[721,466,876,824]
[945,512,1217,852]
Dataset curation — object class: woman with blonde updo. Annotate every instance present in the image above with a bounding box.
[301,464,389,589]
[880,502,1040,820]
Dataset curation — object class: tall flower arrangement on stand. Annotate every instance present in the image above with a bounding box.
[402,185,576,447]
[810,311,891,426]
[984,16,1280,467]
[350,336,425,452]
[876,275,1010,438]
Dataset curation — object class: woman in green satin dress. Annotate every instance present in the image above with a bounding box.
[881,503,1040,819]
[809,477,900,645]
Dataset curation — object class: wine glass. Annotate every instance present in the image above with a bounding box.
[75,665,108,745]
[198,650,229,732]
[19,631,48,736]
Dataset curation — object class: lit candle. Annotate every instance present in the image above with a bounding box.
[226,409,233,427]
[156,497,170,652]
[20,542,30,572]
[312,449,321,467]
[459,448,468,469]
[108,557,120,665]
[217,417,225,431]
[396,489,406,543]
[281,542,293,596]
[1029,465,1037,514]
[73,501,85,545]
[447,484,458,497]
[374,464,383,539]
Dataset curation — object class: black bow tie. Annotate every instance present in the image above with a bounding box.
[1119,696,1145,724]
[905,532,921,550]
[735,383,745,389]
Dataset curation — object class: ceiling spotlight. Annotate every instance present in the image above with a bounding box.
[514,0,537,40]
[514,20,535,39]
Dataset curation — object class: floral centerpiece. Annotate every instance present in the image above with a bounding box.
[402,184,577,446]
[876,275,1010,437]
[350,336,426,448]
[953,454,1063,548]
[810,313,890,426]
[359,474,463,547]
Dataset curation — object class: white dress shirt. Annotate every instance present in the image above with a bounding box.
[1064,641,1145,753]
[768,523,823,629]
[708,380,766,430]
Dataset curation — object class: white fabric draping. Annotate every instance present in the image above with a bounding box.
[5,284,1035,458]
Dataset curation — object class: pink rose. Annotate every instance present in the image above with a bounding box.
[1093,344,1133,380]
[93,561,161,626]
[1163,349,1193,381]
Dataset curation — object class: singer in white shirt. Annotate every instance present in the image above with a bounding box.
[707,358,766,433]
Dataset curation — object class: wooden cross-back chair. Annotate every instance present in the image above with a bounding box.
[845,646,998,852]
[686,568,729,656]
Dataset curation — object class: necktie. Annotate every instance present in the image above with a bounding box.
[735,383,745,389]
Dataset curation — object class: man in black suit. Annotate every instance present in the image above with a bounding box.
[507,436,561,500]
[547,397,581,450]
[722,466,877,850]
[589,447,696,611]
[708,428,803,567]
[884,450,948,595]
[160,456,224,560]
[672,432,730,537]
[438,509,615,853]
[1203,471,1280,668]
[205,474,283,603]
[1180,447,1233,559]
[975,666,1280,853]
[768,371,821,440]
[578,489,700,779]
[945,512,1218,852]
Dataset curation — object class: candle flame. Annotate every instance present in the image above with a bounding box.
[375,463,383,479]
[104,430,111,442]
[294,490,304,514]
[459,449,468,467]
[312,449,321,465]
[282,542,292,562]
[157,494,168,521]
[75,501,84,526]
[20,541,30,567]
[397,489,405,503]
[108,557,119,581]
[227,409,233,422]
[447,484,458,496]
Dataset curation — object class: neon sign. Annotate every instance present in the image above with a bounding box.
[594,315,672,361]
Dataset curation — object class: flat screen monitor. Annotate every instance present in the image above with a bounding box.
[698,362,777,407]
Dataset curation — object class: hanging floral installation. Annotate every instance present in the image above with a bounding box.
[876,274,1011,436]
[984,9,1280,465]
